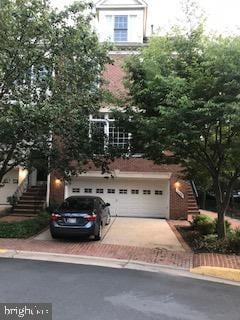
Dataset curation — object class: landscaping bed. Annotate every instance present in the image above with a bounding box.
[177,215,240,255]
[0,212,50,239]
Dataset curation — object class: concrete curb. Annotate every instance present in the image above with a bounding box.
[0,249,239,286]
[191,266,240,282]
[0,249,183,272]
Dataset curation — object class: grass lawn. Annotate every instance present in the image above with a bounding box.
[0,212,50,239]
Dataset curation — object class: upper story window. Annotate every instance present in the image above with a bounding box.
[109,125,129,149]
[90,113,131,152]
[114,15,128,42]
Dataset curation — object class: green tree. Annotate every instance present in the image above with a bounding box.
[0,0,109,182]
[125,27,240,239]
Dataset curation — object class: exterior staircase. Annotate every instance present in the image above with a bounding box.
[12,185,46,216]
[187,183,200,216]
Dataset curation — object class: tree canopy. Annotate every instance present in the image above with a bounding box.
[0,0,110,182]
[124,26,240,238]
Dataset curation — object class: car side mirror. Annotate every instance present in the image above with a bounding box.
[105,203,110,207]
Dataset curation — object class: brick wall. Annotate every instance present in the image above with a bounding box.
[169,176,189,220]
[50,164,188,220]
[103,54,128,99]
[49,172,65,205]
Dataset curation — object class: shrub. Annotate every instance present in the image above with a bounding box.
[179,220,240,254]
[194,235,230,253]
[183,232,230,253]
[192,214,215,235]
[6,195,18,211]
[192,214,212,224]
[6,195,17,206]
[213,218,232,234]
[0,212,50,238]
[228,228,240,254]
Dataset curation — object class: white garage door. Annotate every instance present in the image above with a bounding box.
[66,178,170,218]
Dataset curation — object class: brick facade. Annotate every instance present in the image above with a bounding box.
[103,54,128,99]
[49,172,65,205]
[169,176,189,220]
[48,52,196,220]
[49,159,191,220]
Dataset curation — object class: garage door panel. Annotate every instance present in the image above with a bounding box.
[67,178,169,218]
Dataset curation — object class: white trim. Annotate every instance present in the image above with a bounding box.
[46,174,51,207]
[96,0,147,9]
[109,50,140,55]
[176,188,184,199]
[78,170,171,180]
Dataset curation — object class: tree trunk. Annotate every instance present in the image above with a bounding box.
[0,172,4,184]
[217,210,226,239]
[213,178,226,239]
[202,191,206,209]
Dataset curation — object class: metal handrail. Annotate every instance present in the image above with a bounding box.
[12,174,29,203]
[191,180,199,198]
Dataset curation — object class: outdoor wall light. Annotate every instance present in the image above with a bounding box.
[175,181,181,189]
[55,179,61,185]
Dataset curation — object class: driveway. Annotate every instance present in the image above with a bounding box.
[35,217,184,251]
[102,217,184,251]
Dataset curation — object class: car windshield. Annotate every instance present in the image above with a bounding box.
[60,198,94,211]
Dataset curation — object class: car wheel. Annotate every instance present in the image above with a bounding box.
[106,213,111,225]
[94,223,102,241]
[50,232,60,239]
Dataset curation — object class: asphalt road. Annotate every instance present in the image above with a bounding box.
[0,259,239,320]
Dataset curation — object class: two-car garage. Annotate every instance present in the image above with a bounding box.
[65,172,171,219]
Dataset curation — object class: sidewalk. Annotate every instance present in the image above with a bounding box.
[200,210,240,229]
[0,214,239,281]
[0,238,193,270]
[0,236,239,270]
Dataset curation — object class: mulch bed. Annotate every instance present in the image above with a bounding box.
[168,219,240,255]
[176,224,240,255]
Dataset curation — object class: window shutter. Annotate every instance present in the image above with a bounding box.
[128,15,137,42]
[104,15,113,41]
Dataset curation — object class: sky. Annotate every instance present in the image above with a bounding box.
[50,0,240,35]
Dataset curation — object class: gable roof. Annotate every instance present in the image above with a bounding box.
[96,0,147,9]
[84,158,183,174]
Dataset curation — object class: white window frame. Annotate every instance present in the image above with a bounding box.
[107,189,115,194]
[119,189,128,194]
[155,190,163,195]
[114,15,128,42]
[131,189,139,195]
[143,190,151,195]
[89,113,131,150]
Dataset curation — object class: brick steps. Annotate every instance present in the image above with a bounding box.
[12,186,46,216]
[187,184,199,215]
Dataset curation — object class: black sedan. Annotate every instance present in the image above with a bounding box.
[50,196,111,240]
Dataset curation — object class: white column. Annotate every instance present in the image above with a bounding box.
[46,173,51,207]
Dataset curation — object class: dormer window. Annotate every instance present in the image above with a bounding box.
[114,15,128,42]
[96,0,147,44]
